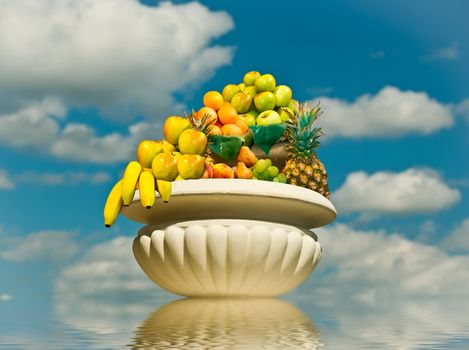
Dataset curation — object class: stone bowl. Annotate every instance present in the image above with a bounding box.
[122,179,336,297]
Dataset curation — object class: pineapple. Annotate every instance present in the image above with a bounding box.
[282,102,330,198]
[187,109,214,136]
[187,110,215,163]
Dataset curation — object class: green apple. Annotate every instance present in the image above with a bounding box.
[238,83,246,91]
[246,108,259,119]
[254,91,276,112]
[288,99,297,111]
[277,107,292,122]
[243,71,261,86]
[152,153,178,181]
[222,84,240,102]
[256,110,282,126]
[230,92,252,113]
[163,116,191,145]
[238,113,256,126]
[136,140,163,168]
[177,154,205,179]
[243,86,257,99]
[254,74,276,92]
[274,85,292,107]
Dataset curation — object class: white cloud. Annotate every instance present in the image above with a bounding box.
[309,223,469,298]
[422,42,459,61]
[0,167,111,187]
[315,86,453,138]
[0,0,234,119]
[370,50,385,59]
[0,1,235,163]
[332,168,460,214]
[0,169,15,190]
[54,236,170,341]
[55,236,159,299]
[288,224,469,349]
[0,99,162,163]
[441,218,469,254]
[51,227,469,349]
[16,170,111,185]
[455,98,469,122]
[50,120,162,163]
[0,98,66,148]
[0,293,12,302]
[90,172,112,184]
[0,231,79,262]
[306,86,334,96]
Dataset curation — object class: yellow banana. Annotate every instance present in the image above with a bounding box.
[122,161,142,205]
[156,180,172,203]
[139,170,156,209]
[104,179,123,228]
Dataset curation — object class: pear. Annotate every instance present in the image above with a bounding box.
[237,146,258,168]
[234,162,253,179]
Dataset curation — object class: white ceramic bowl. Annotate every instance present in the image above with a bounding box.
[133,219,322,297]
[123,179,336,297]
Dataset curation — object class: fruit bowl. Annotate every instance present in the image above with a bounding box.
[122,179,336,297]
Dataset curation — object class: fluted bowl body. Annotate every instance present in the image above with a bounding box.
[133,219,322,297]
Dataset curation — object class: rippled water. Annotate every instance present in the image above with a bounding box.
[1,295,468,349]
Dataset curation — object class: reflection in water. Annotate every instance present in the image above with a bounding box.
[132,298,322,349]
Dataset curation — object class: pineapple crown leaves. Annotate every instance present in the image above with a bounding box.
[285,101,324,159]
[186,109,213,135]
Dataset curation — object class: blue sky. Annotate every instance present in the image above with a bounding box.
[0,0,468,348]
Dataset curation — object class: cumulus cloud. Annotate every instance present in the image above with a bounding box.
[0,169,15,190]
[314,86,453,138]
[0,231,80,262]
[0,293,13,302]
[309,224,469,299]
[0,98,66,148]
[441,218,469,254]
[18,170,110,185]
[332,168,460,214]
[422,42,459,61]
[55,236,159,299]
[0,167,110,188]
[0,0,234,119]
[289,224,469,348]
[370,50,385,59]
[0,1,235,162]
[50,120,162,163]
[455,98,469,122]
[51,227,469,349]
[54,236,170,341]
[0,98,161,163]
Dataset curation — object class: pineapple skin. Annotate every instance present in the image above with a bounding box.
[282,156,330,198]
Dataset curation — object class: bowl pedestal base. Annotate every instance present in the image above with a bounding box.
[133,219,322,297]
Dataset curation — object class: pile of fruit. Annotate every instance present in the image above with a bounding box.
[104,71,330,227]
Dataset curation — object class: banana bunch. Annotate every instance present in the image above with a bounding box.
[103,160,173,228]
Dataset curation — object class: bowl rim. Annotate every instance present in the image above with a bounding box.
[122,179,337,229]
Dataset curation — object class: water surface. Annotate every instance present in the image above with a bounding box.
[1,292,468,349]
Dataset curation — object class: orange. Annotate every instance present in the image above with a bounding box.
[203,91,224,111]
[234,118,249,134]
[196,107,218,125]
[209,124,223,135]
[218,103,238,125]
[221,123,244,136]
